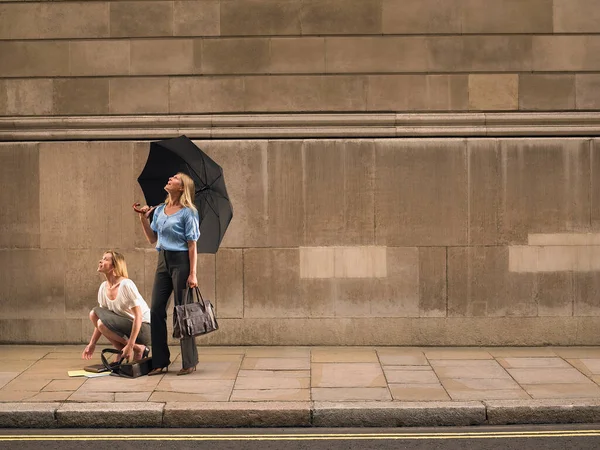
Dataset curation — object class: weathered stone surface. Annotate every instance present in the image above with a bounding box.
[367,75,468,111]
[110,78,169,114]
[576,75,600,110]
[301,0,382,35]
[419,247,447,317]
[486,399,600,425]
[110,1,173,37]
[519,75,576,110]
[0,41,70,77]
[170,77,245,113]
[53,79,110,115]
[201,38,270,74]
[313,401,485,427]
[462,0,553,33]
[0,143,40,248]
[163,402,311,427]
[174,0,220,36]
[131,39,193,75]
[554,0,600,33]
[220,0,301,35]
[375,139,467,246]
[533,36,600,71]
[57,402,163,427]
[469,74,518,110]
[70,40,130,76]
[0,403,58,428]
[270,38,325,73]
[383,0,461,34]
[216,249,244,318]
[0,3,108,39]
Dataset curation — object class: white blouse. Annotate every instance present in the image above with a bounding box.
[97,279,151,323]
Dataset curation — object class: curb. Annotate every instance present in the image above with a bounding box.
[3,400,600,428]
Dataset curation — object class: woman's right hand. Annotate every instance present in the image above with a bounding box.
[132,203,156,219]
[82,344,95,360]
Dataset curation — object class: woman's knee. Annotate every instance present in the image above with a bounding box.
[89,309,99,323]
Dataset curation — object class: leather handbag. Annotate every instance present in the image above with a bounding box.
[173,286,219,339]
[101,348,152,378]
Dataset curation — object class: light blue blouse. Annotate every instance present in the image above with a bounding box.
[150,204,200,251]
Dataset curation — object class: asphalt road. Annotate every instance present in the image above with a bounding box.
[1,426,600,449]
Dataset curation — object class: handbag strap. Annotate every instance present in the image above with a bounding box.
[185,286,208,308]
[101,348,126,372]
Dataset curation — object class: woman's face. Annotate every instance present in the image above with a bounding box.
[164,174,184,194]
[97,253,114,274]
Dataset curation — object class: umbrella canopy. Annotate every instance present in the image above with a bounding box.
[137,135,233,254]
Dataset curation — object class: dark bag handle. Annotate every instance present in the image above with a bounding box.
[184,286,208,310]
[101,348,126,372]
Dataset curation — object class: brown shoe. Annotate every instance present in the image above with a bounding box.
[177,366,197,376]
[148,366,168,376]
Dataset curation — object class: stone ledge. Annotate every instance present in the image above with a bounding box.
[56,402,164,428]
[0,403,59,428]
[163,401,311,427]
[1,112,600,140]
[485,399,600,425]
[312,401,486,427]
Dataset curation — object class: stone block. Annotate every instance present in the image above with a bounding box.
[301,0,382,35]
[174,0,220,36]
[201,38,270,74]
[576,75,600,110]
[110,78,169,114]
[554,0,600,33]
[192,140,269,248]
[312,401,486,427]
[57,403,163,427]
[266,140,304,246]
[0,250,65,320]
[270,38,325,73]
[382,0,461,34]
[216,249,244,318]
[427,36,532,72]
[419,247,447,317]
[220,0,301,35]
[469,74,518,110]
[53,78,109,115]
[519,75,575,111]
[4,79,53,116]
[244,75,366,112]
[536,272,573,317]
[367,75,468,111]
[163,402,311,427]
[198,253,216,305]
[0,3,108,39]
[374,139,467,246]
[39,141,136,249]
[326,37,428,73]
[593,140,600,229]
[110,1,173,37]
[169,77,245,113]
[0,143,40,248]
[0,403,58,428]
[300,247,335,279]
[0,319,84,343]
[0,41,69,77]
[533,36,600,71]
[334,247,386,278]
[303,140,375,245]
[573,272,600,316]
[0,81,5,115]
[448,247,538,317]
[243,248,335,318]
[462,0,553,33]
[486,399,600,425]
[70,40,130,76]
[131,39,193,75]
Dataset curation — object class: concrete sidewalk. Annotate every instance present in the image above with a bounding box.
[2,345,600,428]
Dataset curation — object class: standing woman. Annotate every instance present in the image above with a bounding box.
[133,172,200,376]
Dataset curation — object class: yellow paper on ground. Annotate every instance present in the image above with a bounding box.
[68,370,110,378]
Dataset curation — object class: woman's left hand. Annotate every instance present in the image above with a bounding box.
[121,344,134,361]
[187,273,198,288]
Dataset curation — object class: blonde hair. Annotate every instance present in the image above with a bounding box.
[105,250,128,278]
[166,172,197,212]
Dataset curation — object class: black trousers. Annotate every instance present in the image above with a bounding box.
[151,250,198,369]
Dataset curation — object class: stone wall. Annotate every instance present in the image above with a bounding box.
[2,0,600,344]
[1,0,600,114]
[2,138,600,345]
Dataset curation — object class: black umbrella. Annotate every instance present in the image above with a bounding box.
[137,135,233,254]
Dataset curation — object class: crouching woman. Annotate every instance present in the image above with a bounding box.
[82,250,151,362]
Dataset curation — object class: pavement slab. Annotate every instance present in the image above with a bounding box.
[1,345,600,427]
